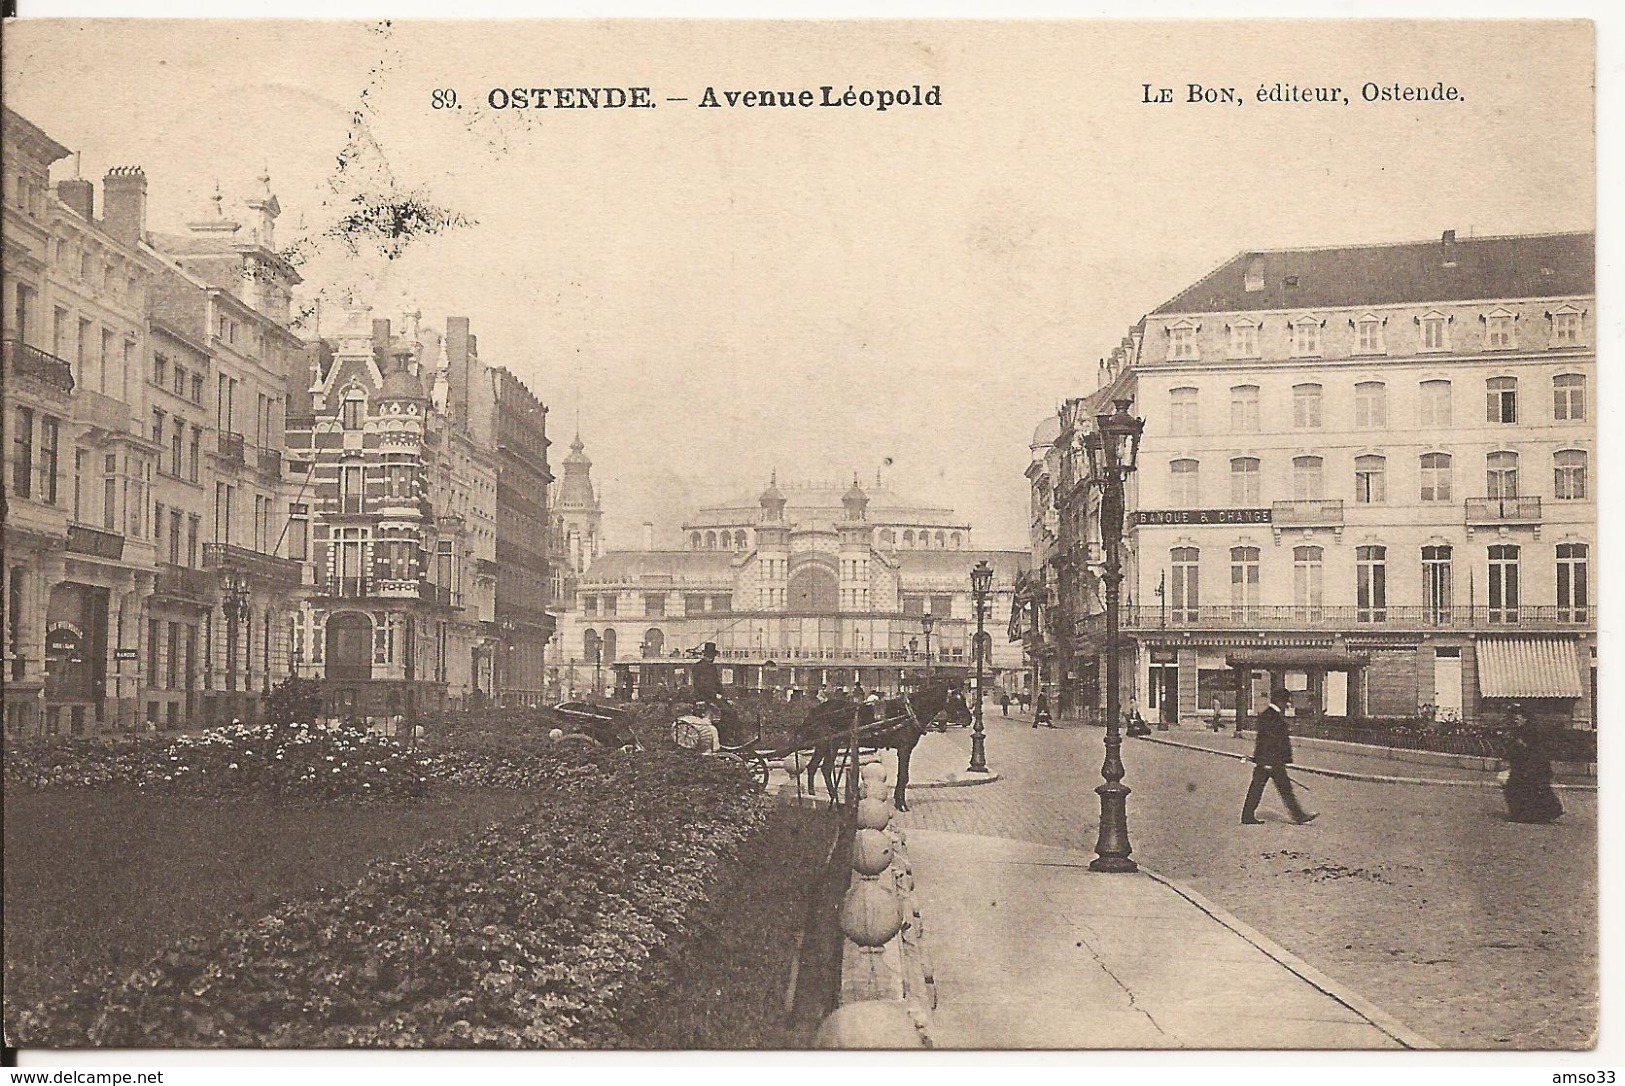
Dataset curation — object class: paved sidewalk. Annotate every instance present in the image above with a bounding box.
[905,830,1423,1049]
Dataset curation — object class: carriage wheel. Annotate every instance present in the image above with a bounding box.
[747,755,770,791]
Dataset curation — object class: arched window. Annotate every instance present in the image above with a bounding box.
[1356,546,1387,622]
[705,530,717,549]
[1486,451,1519,499]
[1488,544,1520,623]
[1169,459,1200,506]
[643,628,665,658]
[340,391,365,430]
[1169,387,1199,435]
[1170,547,1199,623]
[1230,385,1260,432]
[734,530,746,549]
[1486,376,1518,424]
[1354,455,1386,504]
[584,628,601,662]
[1293,546,1324,619]
[1354,382,1387,428]
[880,528,895,547]
[951,532,962,549]
[1293,383,1323,428]
[1419,380,1452,427]
[602,629,617,661]
[1230,457,1260,505]
[1553,374,1586,421]
[690,532,702,549]
[1557,543,1589,622]
[1291,456,1323,501]
[1554,450,1588,500]
[1423,545,1453,623]
[1420,453,1452,502]
[903,530,915,547]
[935,531,946,548]
[1229,547,1259,616]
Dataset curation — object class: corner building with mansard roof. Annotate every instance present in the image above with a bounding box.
[1120,230,1594,729]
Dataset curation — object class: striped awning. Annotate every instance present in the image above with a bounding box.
[1476,638,1584,699]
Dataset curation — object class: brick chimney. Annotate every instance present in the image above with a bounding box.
[643,522,655,549]
[56,178,94,220]
[1441,229,1458,268]
[101,166,148,247]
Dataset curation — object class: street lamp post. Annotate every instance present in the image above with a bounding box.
[968,560,993,773]
[921,612,934,669]
[1084,398,1144,873]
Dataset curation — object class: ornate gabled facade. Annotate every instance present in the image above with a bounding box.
[552,473,1028,699]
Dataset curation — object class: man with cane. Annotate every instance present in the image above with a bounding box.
[1241,687,1319,825]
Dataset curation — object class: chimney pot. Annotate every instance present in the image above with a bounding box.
[1441,229,1459,267]
[100,167,149,247]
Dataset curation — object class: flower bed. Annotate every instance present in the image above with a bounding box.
[4,723,430,801]
[43,748,768,1048]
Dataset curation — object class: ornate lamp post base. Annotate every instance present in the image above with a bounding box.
[1089,781,1137,872]
[968,729,989,773]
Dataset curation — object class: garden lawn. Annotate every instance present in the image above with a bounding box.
[3,784,535,1041]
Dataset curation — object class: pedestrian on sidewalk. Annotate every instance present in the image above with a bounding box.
[1241,688,1318,825]
[1000,690,1010,717]
[1033,691,1053,728]
[1501,706,1563,823]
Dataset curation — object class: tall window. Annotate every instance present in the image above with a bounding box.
[169,509,182,566]
[1420,314,1448,351]
[1230,457,1261,504]
[1292,455,1324,501]
[170,419,182,479]
[1229,546,1260,618]
[1488,544,1520,623]
[1230,385,1259,432]
[340,464,364,514]
[1292,546,1324,620]
[1228,322,1259,358]
[1169,387,1198,435]
[1418,380,1452,427]
[1169,459,1200,506]
[341,393,364,430]
[1169,324,1197,361]
[1554,450,1588,500]
[1419,453,1453,502]
[288,503,310,561]
[1354,455,1386,504]
[1170,547,1199,623]
[1292,383,1322,428]
[1486,376,1518,424]
[11,406,32,499]
[1553,374,1586,421]
[1354,316,1384,354]
[1354,382,1387,428]
[188,425,201,483]
[333,527,369,596]
[1356,545,1387,622]
[1485,310,1516,349]
[644,593,665,618]
[39,416,57,505]
[1557,543,1589,623]
[103,453,118,530]
[187,515,200,567]
[1486,451,1519,499]
[1290,317,1322,358]
[1422,545,1453,624]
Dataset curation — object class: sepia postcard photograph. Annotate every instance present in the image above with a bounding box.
[0,9,1603,1070]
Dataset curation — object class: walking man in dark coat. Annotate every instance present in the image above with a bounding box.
[1241,688,1318,825]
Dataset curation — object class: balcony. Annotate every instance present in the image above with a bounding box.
[1122,604,1591,632]
[3,340,74,394]
[153,563,213,604]
[217,431,246,465]
[1466,496,1542,536]
[476,558,499,578]
[373,579,423,599]
[202,542,302,587]
[257,447,282,476]
[1271,499,1344,543]
[65,523,125,560]
[321,576,371,599]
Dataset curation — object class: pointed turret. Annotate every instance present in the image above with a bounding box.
[758,470,787,523]
[842,475,869,522]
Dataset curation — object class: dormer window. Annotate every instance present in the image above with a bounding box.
[1549,305,1584,347]
[1419,311,1450,352]
[1289,316,1322,358]
[1227,319,1260,358]
[1168,319,1199,361]
[340,391,365,430]
[1484,308,1517,350]
[1353,314,1385,355]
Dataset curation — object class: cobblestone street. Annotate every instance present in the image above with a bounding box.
[898,714,1598,1049]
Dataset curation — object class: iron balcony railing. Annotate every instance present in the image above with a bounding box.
[1465,496,1542,523]
[1271,499,1345,526]
[153,563,213,603]
[1122,603,1590,631]
[203,542,303,587]
[65,523,125,559]
[217,431,246,464]
[3,340,74,393]
[257,447,282,475]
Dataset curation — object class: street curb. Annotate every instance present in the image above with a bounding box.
[1138,735,1598,792]
[1139,867,1440,1051]
[914,771,1002,790]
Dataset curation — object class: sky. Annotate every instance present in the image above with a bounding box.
[3,19,1596,549]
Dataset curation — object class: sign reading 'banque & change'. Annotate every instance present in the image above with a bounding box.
[1132,508,1272,526]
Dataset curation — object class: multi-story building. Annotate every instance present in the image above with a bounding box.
[285,307,511,722]
[148,172,307,725]
[490,367,553,706]
[1117,230,1594,729]
[3,109,175,737]
[543,431,604,698]
[553,475,1028,698]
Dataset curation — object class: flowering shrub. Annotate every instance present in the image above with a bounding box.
[60,749,768,1048]
[4,723,430,801]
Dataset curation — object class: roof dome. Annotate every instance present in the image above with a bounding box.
[759,471,785,506]
[1030,414,1062,450]
[379,363,425,401]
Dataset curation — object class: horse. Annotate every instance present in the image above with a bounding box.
[797,680,956,811]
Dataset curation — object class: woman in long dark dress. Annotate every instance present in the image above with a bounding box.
[1503,710,1563,823]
